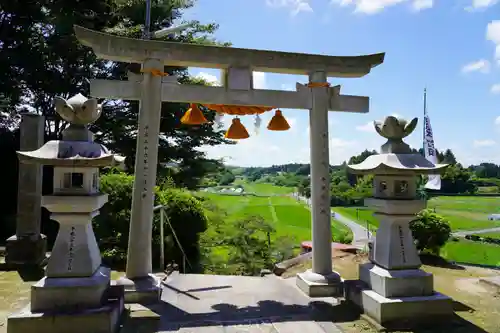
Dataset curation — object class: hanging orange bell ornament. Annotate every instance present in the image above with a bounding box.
[180,103,208,125]
[267,110,290,131]
[225,118,250,139]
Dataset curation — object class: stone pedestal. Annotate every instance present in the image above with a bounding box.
[5,234,47,266]
[8,275,124,333]
[346,263,452,327]
[296,269,343,298]
[31,266,111,312]
[114,274,162,304]
[6,113,46,266]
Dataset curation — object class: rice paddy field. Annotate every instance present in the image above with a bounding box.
[333,196,500,266]
[335,196,500,232]
[198,184,352,243]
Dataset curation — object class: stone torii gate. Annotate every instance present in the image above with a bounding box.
[74,25,385,301]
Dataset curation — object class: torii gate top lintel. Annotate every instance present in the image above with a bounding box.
[73,25,385,78]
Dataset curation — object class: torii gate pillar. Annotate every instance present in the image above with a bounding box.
[296,71,343,297]
[114,59,163,303]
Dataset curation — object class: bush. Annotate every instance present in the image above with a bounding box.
[95,171,208,271]
[154,188,208,273]
[409,209,451,255]
[94,172,135,267]
[333,230,353,245]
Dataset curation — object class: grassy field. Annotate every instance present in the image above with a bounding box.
[474,232,500,239]
[335,196,500,232]
[234,180,295,195]
[333,196,500,266]
[199,187,352,244]
[429,196,500,230]
[442,239,500,266]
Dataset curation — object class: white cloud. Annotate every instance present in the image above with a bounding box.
[193,71,268,89]
[412,0,433,11]
[265,0,313,16]
[495,116,500,125]
[491,84,500,94]
[467,0,499,10]
[280,83,295,91]
[473,139,496,147]
[356,122,374,132]
[330,0,432,14]
[253,72,267,89]
[330,137,356,148]
[461,59,491,73]
[487,21,500,62]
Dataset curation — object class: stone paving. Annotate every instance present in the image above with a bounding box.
[129,274,344,332]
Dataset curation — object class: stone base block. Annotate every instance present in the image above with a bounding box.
[296,269,343,298]
[7,285,124,333]
[114,274,161,304]
[345,280,453,327]
[31,266,111,312]
[359,263,433,298]
[5,235,47,266]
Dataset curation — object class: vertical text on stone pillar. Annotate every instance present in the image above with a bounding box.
[67,226,76,271]
[142,125,149,199]
[398,225,406,264]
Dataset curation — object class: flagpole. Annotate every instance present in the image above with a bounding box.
[142,0,152,39]
[423,88,427,115]
[422,88,427,153]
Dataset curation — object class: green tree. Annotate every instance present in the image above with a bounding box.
[442,149,457,165]
[224,215,275,276]
[219,171,236,185]
[439,164,477,194]
[409,209,451,256]
[1,0,232,189]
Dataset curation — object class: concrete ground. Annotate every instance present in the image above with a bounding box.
[124,273,344,333]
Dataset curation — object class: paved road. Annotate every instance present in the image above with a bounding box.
[453,227,500,237]
[332,211,372,247]
[291,193,372,247]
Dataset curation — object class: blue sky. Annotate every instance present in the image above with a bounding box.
[183,0,500,167]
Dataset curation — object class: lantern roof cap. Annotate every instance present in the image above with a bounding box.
[347,153,448,175]
[347,115,448,175]
[17,140,125,167]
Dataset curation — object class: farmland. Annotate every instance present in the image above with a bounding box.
[333,196,500,266]
[335,196,500,232]
[197,184,352,244]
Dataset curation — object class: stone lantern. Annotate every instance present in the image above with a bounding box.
[8,94,125,333]
[345,116,453,327]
